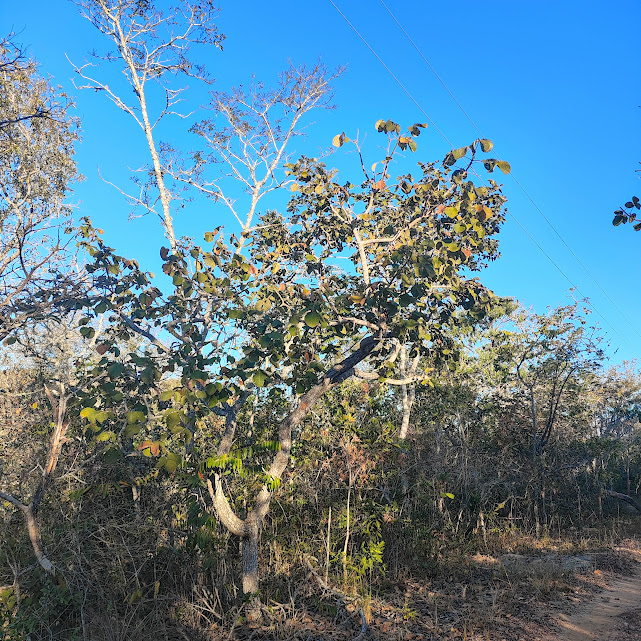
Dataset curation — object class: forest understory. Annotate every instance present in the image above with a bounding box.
[2,4,641,639]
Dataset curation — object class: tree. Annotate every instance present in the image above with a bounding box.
[0,380,68,575]
[175,61,342,248]
[508,301,604,457]
[0,36,82,571]
[70,0,224,251]
[0,35,81,341]
[612,156,640,229]
[487,300,605,533]
[74,122,509,614]
[0,36,54,130]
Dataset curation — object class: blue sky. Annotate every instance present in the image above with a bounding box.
[6,0,641,363]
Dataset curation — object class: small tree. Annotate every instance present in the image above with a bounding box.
[507,301,604,457]
[612,162,640,230]
[75,122,509,613]
[488,300,605,533]
[0,35,81,341]
[0,37,83,574]
[70,0,224,251]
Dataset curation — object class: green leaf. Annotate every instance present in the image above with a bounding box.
[96,431,115,442]
[375,119,386,132]
[441,492,455,499]
[443,152,455,167]
[479,139,493,152]
[304,311,320,328]
[204,231,214,242]
[80,407,97,422]
[252,370,268,388]
[452,146,467,160]
[125,424,142,437]
[79,326,95,339]
[126,410,146,424]
[255,296,272,312]
[399,293,413,307]
[497,160,511,174]
[613,210,626,226]
[164,454,180,474]
[384,119,399,133]
[108,363,124,378]
[166,412,181,429]
[408,140,417,153]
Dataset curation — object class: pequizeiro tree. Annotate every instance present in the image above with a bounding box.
[75,120,510,614]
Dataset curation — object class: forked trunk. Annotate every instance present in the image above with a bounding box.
[208,337,380,612]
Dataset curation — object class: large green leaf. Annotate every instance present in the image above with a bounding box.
[304,311,320,328]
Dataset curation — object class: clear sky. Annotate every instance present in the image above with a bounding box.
[5,0,641,363]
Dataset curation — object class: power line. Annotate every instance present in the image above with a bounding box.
[325,0,454,147]
[326,0,641,360]
[377,0,641,347]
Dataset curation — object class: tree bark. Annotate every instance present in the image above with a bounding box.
[0,492,55,575]
[242,520,261,620]
[23,503,54,574]
[0,383,67,574]
[604,489,641,513]
[398,346,419,440]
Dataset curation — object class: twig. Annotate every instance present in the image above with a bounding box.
[305,557,369,640]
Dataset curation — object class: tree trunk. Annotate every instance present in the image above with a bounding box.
[242,520,261,621]
[23,503,54,575]
[604,489,641,513]
[398,346,419,440]
[207,337,380,608]
[242,520,260,596]
[0,383,67,575]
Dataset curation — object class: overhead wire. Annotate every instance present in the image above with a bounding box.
[326,0,640,359]
[325,0,454,148]
[377,0,641,347]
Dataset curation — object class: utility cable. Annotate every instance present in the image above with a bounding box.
[326,0,641,359]
[326,0,454,148]
[377,0,641,346]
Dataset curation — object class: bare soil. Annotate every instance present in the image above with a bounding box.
[206,538,641,641]
[554,548,641,641]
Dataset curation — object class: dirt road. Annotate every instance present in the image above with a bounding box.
[556,556,641,641]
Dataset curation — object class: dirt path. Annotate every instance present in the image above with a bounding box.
[555,556,641,641]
